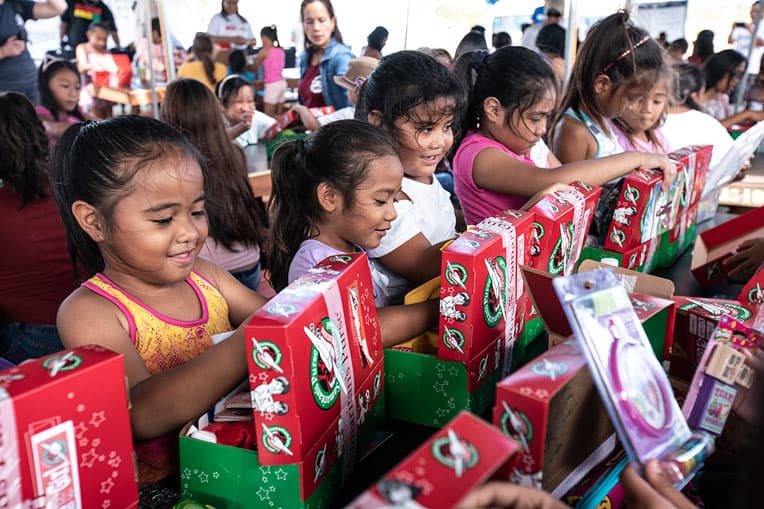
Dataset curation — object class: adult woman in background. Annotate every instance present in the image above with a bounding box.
[298,0,353,109]
[206,0,256,50]
[178,33,227,92]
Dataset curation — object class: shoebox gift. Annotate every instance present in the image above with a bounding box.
[668,145,713,208]
[263,106,335,140]
[736,265,764,308]
[578,239,655,273]
[670,296,755,381]
[691,206,764,286]
[0,346,138,508]
[346,411,521,509]
[529,182,601,276]
[602,168,664,253]
[438,210,534,371]
[492,340,616,496]
[655,202,699,269]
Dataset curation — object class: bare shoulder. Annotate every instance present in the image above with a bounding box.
[553,116,596,163]
[56,286,131,351]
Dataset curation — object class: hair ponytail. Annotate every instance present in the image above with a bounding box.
[192,33,218,86]
[261,25,280,47]
[268,120,397,291]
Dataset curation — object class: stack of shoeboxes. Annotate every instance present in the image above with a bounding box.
[0,346,138,507]
[346,411,521,509]
[263,106,335,140]
[581,145,712,272]
[179,253,384,508]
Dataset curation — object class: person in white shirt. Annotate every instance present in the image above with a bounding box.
[206,0,256,50]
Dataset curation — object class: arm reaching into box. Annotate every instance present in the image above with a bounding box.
[724,238,764,278]
[377,299,439,348]
[620,461,697,509]
[457,482,570,509]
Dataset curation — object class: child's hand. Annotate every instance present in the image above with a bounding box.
[724,238,764,279]
[457,482,570,509]
[0,36,26,59]
[641,154,677,191]
[521,183,573,211]
[620,461,697,509]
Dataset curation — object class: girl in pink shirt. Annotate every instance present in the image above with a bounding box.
[251,25,286,117]
[452,47,677,225]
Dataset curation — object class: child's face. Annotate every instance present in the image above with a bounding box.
[87,28,108,51]
[327,154,403,251]
[598,78,646,119]
[393,97,455,182]
[49,68,81,113]
[102,155,208,284]
[721,62,746,93]
[620,78,668,134]
[224,86,255,124]
[491,89,555,155]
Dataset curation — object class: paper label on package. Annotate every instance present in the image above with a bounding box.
[0,388,22,508]
[30,421,82,509]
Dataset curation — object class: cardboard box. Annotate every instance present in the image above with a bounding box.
[529,182,601,276]
[691,206,764,286]
[668,145,712,209]
[602,168,663,253]
[737,266,764,307]
[522,261,676,360]
[438,210,534,367]
[0,346,138,507]
[263,106,335,140]
[347,411,521,509]
[670,296,755,380]
[245,253,384,466]
[655,203,699,269]
[578,239,652,273]
[493,341,616,496]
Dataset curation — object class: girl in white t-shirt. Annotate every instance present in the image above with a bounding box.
[207,0,256,50]
[355,51,463,304]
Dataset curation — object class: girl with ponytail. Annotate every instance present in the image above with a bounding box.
[178,33,227,92]
[251,25,287,117]
[268,119,438,346]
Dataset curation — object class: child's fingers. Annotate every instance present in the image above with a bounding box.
[643,460,697,509]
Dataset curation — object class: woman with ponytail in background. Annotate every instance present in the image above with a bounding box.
[178,33,227,92]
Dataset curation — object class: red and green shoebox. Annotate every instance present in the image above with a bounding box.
[0,346,138,508]
[668,145,712,211]
[522,261,676,360]
[578,239,653,273]
[737,265,764,307]
[529,182,601,276]
[180,253,385,507]
[244,252,384,466]
[346,411,521,509]
[670,296,755,381]
[602,168,663,253]
[655,202,699,269]
[691,206,764,286]
[263,106,335,140]
[438,210,534,368]
[492,340,616,496]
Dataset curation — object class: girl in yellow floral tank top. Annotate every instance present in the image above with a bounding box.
[51,116,268,488]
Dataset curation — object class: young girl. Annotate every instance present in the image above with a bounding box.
[662,63,733,169]
[250,25,286,117]
[75,21,116,118]
[699,49,764,128]
[50,116,268,485]
[354,50,464,304]
[268,119,437,345]
[161,79,266,292]
[612,70,671,154]
[227,49,255,82]
[36,58,95,147]
[550,11,666,163]
[178,32,228,92]
[216,75,276,171]
[452,47,676,226]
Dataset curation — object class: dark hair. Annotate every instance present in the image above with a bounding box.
[50,116,204,277]
[367,26,388,51]
[261,25,280,47]
[536,24,565,57]
[160,79,263,252]
[268,120,397,291]
[192,33,218,86]
[669,38,688,54]
[704,49,746,91]
[455,47,556,142]
[220,0,247,24]
[492,31,511,49]
[300,0,343,56]
[692,30,714,63]
[672,63,705,110]
[229,49,247,74]
[38,60,85,122]
[455,31,488,61]
[355,50,466,147]
[216,75,253,107]
[151,17,161,34]
[87,21,109,33]
[551,11,665,144]
[0,92,50,207]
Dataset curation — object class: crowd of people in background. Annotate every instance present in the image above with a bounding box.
[5,0,764,507]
